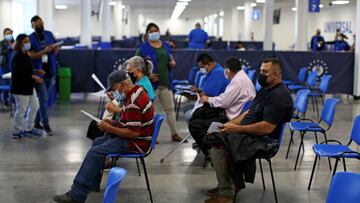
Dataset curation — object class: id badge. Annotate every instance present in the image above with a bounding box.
[42,54,48,63]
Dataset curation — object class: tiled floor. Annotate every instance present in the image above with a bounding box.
[0,95,359,203]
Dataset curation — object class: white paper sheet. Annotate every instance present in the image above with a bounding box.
[81,110,101,123]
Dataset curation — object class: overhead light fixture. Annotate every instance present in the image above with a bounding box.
[109,1,116,6]
[237,6,245,10]
[178,0,191,1]
[121,5,125,9]
[331,0,349,5]
[256,0,266,3]
[55,4,68,10]
[319,4,324,8]
[213,13,218,18]
[219,11,224,16]
[176,1,188,6]
[171,4,186,20]
[251,3,257,7]
[291,7,297,11]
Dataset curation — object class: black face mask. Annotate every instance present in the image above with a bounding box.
[35,26,44,35]
[128,72,138,84]
[258,73,269,87]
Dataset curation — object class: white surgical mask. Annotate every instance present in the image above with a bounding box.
[200,68,208,74]
[148,32,160,41]
[5,34,13,41]
[22,42,31,52]
[224,69,230,80]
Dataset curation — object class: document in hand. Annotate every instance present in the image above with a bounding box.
[207,122,224,134]
[81,110,101,123]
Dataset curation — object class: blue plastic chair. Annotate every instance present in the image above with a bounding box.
[291,89,311,120]
[255,80,262,92]
[234,123,287,203]
[308,75,332,116]
[326,172,360,203]
[0,68,11,113]
[283,67,307,85]
[287,70,317,92]
[103,167,127,203]
[107,114,164,203]
[98,42,112,49]
[173,66,199,88]
[247,70,256,83]
[287,98,340,170]
[308,115,360,190]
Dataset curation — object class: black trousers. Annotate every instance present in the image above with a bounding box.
[188,106,228,156]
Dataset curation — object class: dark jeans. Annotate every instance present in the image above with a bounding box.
[69,134,129,203]
[34,77,54,127]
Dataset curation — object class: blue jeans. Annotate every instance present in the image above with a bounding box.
[69,134,129,203]
[34,77,54,127]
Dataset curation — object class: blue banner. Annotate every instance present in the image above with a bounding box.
[309,0,320,13]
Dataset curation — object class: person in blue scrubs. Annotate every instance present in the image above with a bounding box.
[27,15,60,136]
[188,23,209,49]
[310,29,326,51]
[333,33,350,51]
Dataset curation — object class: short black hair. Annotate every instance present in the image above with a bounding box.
[3,28,12,35]
[224,57,242,72]
[263,58,281,74]
[31,15,42,23]
[196,53,214,65]
[146,23,160,33]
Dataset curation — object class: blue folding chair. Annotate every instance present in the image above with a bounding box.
[326,172,360,203]
[172,66,199,88]
[107,114,164,203]
[103,167,127,203]
[283,67,307,86]
[308,74,332,117]
[98,42,112,49]
[308,115,360,190]
[287,98,340,170]
[0,68,11,113]
[233,123,287,203]
[255,80,262,92]
[287,70,317,92]
[247,70,256,83]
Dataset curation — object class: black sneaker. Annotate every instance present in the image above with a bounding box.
[12,132,22,139]
[34,123,43,130]
[44,125,54,136]
[53,192,80,203]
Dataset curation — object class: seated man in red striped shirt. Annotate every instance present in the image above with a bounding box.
[53,70,154,203]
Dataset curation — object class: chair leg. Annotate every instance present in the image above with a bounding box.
[294,132,304,170]
[314,96,319,117]
[311,96,316,112]
[332,158,339,177]
[140,158,153,203]
[203,157,208,169]
[136,158,141,176]
[307,155,318,190]
[268,160,278,203]
[285,130,294,159]
[342,158,347,172]
[233,190,238,203]
[175,95,181,120]
[323,132,332,171]
[259,159,266,190]
[314,132,319,144]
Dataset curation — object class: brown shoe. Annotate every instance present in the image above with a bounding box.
[204,195,233,203]
[206,187,219,197]
[171,133,188,142]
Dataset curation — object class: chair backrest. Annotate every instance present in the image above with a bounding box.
[319,75,332,93]
[197,75,207,89]
[103,167,127,203]
[294,89,310,114]
[247,70,256,82]
[194,71,205,87]
[306,71,317,87]
[326,172,360,203]
[149,114,165,150]
[188,66,200,84]
[321,98,340,126]
[255,80,262,92]
[241,100,253,113]
[297,67,308,83]
[350,115,360,145]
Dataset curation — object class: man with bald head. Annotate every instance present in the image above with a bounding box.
[204,58,293,203]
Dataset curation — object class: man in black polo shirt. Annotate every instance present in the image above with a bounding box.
[205,58,293,203]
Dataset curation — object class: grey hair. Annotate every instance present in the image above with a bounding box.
[126,56,153,76]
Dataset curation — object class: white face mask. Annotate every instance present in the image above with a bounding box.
[200,68,208,74]
[148,32,160,41]
[224,69,230,80]
[22,42,31,52]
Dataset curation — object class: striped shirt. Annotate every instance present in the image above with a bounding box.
[117,85,154,150]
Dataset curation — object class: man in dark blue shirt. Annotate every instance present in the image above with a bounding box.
[310,29,326,51]
[188,23,209,49]
[28,15,60,135]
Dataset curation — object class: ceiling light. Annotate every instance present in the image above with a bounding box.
[256,0,266,3]
[171,5,186,20]
[319,4,324,8]
[237,6,245,10]
[176,2,188,6]
[219,11,224,16]
[291,7,297,11]
[121,5,125,9]
[109,1,116,6]
[251,3,257,7]
[331,0,349,5]
[178,0,191,1]
[213,13,218,18]
[55,4,68,10]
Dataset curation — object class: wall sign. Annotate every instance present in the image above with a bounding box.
[324,21,352,33]
[309,0,320,13]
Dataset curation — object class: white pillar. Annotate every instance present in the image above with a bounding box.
[113,1,123,39]
[243,2,252,41]
[223,8,239,41]
[263,0,274,50]
[231,8,239,40]
[80,0,92,47]
[294,0,308,51]
[37,0,54,31]
[354,0,360,96]
[101,0,111,42]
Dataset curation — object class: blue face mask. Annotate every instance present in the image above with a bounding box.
[148,32,160,41]
[5,34,13,41]
[22,42,31,52]
[112,90,125,102]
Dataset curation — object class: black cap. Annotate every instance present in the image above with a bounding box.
[106,70,128,92]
